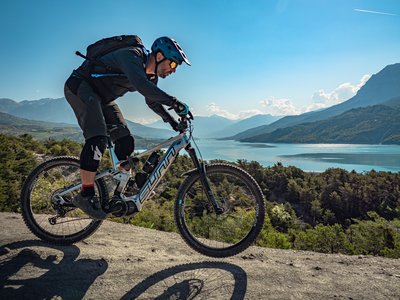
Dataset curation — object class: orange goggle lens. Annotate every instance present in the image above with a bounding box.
[169,61,178,69]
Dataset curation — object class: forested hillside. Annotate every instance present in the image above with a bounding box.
[230,63,400,142]
[1,134,399,257]
[0,112,163,148]
[0,111,81,140]
[241,104,400,144]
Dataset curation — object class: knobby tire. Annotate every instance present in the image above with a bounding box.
[20,156,108,245]
[175,163,265,257]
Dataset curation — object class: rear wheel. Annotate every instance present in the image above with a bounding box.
[175,163,265,257]
[21,156,108,245]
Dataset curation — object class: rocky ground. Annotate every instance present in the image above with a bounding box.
[1,212,399,299]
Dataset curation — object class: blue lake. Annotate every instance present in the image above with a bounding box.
[189,139,400,173]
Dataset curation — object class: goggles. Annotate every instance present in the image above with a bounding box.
[169,60,178,69]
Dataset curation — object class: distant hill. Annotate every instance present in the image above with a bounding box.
[0,98,282,139]
[231,63,400,141]
[2,97,258,139]
[149,114,282,138]
[0,97,173,140]
[214,114,282,138]
[241,100,400,144]
[184,115,236,138]
[382,96,400,108]
[0,98,20,112]
[125,120,174,139]
[149,115,237,138]
[0,97,78,124]
[0,111,82,141]
[0,111,163,148]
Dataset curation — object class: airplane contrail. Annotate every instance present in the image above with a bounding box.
[354,8,398,16]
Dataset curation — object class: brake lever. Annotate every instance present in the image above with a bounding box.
[167,105,194,120]
[175,120,187,133]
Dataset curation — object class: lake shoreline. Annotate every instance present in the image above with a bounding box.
[192,139,400,173]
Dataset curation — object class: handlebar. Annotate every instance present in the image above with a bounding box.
[167,105,194,133]
[177,115,192,133]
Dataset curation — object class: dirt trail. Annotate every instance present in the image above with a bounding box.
[1,212,399,299]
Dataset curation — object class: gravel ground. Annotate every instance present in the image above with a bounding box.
[1,212,399,300]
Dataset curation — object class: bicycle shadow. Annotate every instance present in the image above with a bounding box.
[0,240,108,299]
[121,261,248,300]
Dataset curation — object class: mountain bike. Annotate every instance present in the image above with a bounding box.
[20,116,265,258]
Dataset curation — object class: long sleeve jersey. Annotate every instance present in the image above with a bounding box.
[73,46,176,123]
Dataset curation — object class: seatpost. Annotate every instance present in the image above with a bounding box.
[106,137,119,171]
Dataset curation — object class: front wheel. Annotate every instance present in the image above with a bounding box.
[175,163,265,257]
[20,156,108,245]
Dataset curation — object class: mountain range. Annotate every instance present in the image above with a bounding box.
[0,111,166,148]
[148,114,282,138]
[0,97,78,124]
[230,63,400,144]
[1,63,399,144]
[241,98,400,144]
[0,111,81,141]
[0,98,281,139]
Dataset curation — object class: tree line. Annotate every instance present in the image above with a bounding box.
[1,134,399,258]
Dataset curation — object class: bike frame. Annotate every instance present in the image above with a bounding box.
[57,129,221,214]
[116,132,190,211]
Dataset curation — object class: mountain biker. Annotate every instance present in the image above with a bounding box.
[64,36,192,220]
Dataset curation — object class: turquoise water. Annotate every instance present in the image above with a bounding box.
[189,139,400,173]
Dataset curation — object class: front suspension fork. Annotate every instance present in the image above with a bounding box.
[185,144,224,215]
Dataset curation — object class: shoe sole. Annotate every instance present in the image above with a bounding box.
[72,199,106,220]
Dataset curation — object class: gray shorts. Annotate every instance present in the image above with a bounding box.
[64,80,127,140]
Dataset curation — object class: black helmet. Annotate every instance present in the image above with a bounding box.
[151,36,190,66]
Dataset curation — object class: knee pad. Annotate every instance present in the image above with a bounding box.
[109,125,131,143]
[115,135,135,160]
[80,135,108,172]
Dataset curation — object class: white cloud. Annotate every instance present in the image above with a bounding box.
[238,109,264,119]
[305,74,370,112]
[202,74,371,120]
[131,117,159,125]
[206,98,301,119]
[207,103,240,119]
[358,74,371,87]
[259,97,300,115]
[206,103,264,120]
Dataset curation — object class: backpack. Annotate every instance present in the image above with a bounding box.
[75,35,144,62]
[73,35,145,99]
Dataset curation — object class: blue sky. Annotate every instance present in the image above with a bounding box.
[0,0,399,123]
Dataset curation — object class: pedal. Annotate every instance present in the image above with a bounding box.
[107,199,123,214]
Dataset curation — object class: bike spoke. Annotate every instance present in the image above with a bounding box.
[29,163,95,236]
[181,170,258,250]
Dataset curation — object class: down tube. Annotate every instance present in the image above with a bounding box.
[138,136,188,203]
